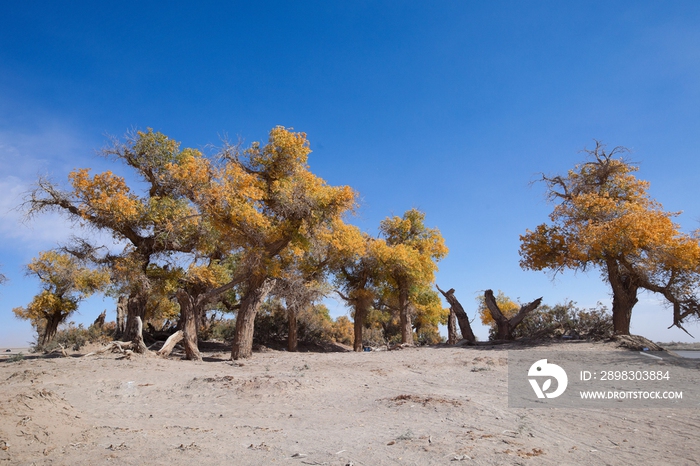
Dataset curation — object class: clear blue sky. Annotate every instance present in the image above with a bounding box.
[2,1,700,346]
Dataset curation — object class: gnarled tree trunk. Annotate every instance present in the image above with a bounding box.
[157,330,184,357]
[484,289,542,340]
[337,290,373,352]
[176,290,202,361]
[447,308,458,345]
[606,259,638,335]
[436,284,476,344]
[131,316,150,354]
[353,308,364,351]
[115,295,128,338]
[352,293,374,352]
[231,277,276,360]
[123,292,148,342]
[41,312,62,346]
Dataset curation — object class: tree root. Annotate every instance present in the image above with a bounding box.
[84,317,151,357]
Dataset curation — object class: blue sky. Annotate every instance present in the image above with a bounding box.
[2,1,700,346]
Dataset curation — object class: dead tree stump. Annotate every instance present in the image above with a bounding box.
[436,284,476,344]
[484,289,542,340]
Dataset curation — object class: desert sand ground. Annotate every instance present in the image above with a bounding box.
[1,341,699,466]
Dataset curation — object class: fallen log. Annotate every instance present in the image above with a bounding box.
[157,330,184,357]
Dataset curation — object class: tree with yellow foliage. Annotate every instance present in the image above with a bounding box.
[334,231,386,351]
[172,127,357,359]
[378,209,448,344]
[27,129,207,342]
[13,251,110,345]
[520,142,700,335]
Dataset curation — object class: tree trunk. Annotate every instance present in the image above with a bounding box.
[115,295,128,338]
[131,316,150,354]
[93,310,106,328]
[353,311,362,352]
[436,284,476,344]
[352,296,372,352]
[398,285,414,345]
[611,288,637,335]
[42,312,62,346]
[123,292,148,342]
[447,308,458,345]
[176,290,202,361]
[606,260,638,335]
[231,278,276,360]
[484,289,542,340]
[288,309,298,352]
[157,330,184,357]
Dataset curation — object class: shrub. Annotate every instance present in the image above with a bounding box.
[361,327,388,347]
[32,321,115,353]
[8,353,24,363]
[487,301,613,341]
[329,316,354,345]
[205,318,237,342]
[416,326,444,345]
[252,300,337,346]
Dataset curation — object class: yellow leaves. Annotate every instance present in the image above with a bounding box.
[16,251,109,328]
[186,262,230,288]
[13,290,77,323]
[523,147,700,303]
[26,251,109,296]
[110,254,145,289]
[73,267,110,295]
[378,209,447,286]
[519,224,571,271]
[318,220,365,259]
[69,169,143,225]
[248,126,311,180]
[185,126,358,280]
[477,291,519,326]
[410,286,448,327]
[166,150,211,196]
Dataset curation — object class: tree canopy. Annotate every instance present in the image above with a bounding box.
[377,208,448,344]
[169,126,358,359]
[28,129,209,341]
[519,142,700,335]
[19,126,460,356]
[13,251,110,345]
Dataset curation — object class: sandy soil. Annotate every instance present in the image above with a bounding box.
[1,341,699,466]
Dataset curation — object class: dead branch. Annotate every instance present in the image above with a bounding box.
[157,330,184,357]
[436,284,476,344]
[484,289,542,340]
